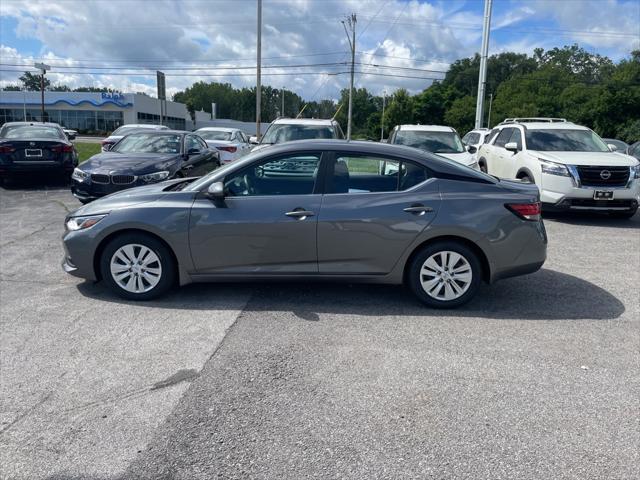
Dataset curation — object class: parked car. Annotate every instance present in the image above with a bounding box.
[602,138,629,153]
[462,128,491,161]
[195,127,252,164]
[62,139,547,308]
[251,118,344,152]
[0,122,78,182]
[477,118,640,218]
[63,128,78,140]
[101,124,168,151]
[71,130,219,203]
[627,141,640,160]
[388,125,479,169]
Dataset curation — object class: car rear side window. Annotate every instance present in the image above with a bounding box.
[327,155,428,194]
[225,154,321,196]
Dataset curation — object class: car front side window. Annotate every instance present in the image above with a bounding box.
[494,128,513,148]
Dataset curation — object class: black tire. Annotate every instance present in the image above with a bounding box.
[479,160,487,173]
[609,208,638,219]
[100,232,176,300]
[518,174,534,184]
[407,241,483,309]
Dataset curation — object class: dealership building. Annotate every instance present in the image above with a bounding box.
[0,91,189,133]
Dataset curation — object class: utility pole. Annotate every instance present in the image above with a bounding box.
[342,13,356,140]
[474,0,492,129]
[256,0,262,139]
[34,62,50,122]
[380,89,386,141]
[281,87,285,117]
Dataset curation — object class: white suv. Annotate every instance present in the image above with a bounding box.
[477,118,640,217]
[388,125,478,169]
[462,128,491,162]
[251,118,344,152]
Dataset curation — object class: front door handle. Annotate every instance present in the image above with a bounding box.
[285,208,315,220]
[403,204,433,216]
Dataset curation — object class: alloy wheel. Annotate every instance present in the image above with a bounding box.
[420,250,473,301]
[109,244,162,293]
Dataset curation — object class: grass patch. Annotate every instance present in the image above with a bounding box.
[75,142,101,163]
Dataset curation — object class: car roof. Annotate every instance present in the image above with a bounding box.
[1,121,62,128]
[271,118,336,125]
[196,127,238,132]
[498,122,589,131]
[397,125,455,132]
[123,129,190,136]
[118,124,167,128]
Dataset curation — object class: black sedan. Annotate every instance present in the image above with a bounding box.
[0,122,78,182]
[71,130,219,203]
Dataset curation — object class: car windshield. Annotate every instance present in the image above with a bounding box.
[394,130,465,154]
[261,124,335,144]
[111,133,181,154]
[525,129,609,152]
[199,130,232,141]
[1,125,65,140]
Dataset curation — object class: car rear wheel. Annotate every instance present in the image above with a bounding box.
[100,233,176,300]
[408,241,482,308]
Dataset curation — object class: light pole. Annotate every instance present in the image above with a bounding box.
[474,0,493,129]
[256,0,262,139]
[34,62,50,123]
[342,14,356,140]
[281,87,285,117]
[380,89,386,141]
[487,93,493,128]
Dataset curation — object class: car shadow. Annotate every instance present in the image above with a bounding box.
[1,174,70,191]
[543,211,639,229]
[76,268,625,321]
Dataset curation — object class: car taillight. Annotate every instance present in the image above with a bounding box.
[0,144,15,153]
[506,202,541,221]
[217,146,237,153]
[51,144,74,153]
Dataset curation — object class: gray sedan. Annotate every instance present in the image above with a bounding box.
[62,140,547,308]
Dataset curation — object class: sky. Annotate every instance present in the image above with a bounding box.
[0,0,638,102]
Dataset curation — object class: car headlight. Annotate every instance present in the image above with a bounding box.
[539,159,570,177]
[140,171,170,183]
[631,163,640,179]
[71,168,89,182]
[65,214,107,231]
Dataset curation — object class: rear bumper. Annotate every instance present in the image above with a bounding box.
[490,220,547,283]
[0,162,73,176]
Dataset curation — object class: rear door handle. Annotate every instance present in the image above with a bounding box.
[285,209,315,220]
[403,204,433,215]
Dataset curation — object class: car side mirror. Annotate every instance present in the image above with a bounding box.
[249,136,259,145]
[66,133,76,141]
[505,142,519,153]
[466,145,477,154]
[607,143,618,152]
[206,181,225,199]
[187,148,200,156]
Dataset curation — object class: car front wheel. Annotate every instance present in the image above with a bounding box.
[100,233,176,300]
[408,241,482,308]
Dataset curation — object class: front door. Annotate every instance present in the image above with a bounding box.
[189,152,323,274]
[317,154,440,274]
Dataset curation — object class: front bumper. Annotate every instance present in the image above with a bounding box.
[71,178,146,202]
[540,172,640,212]
[61,229,99,281]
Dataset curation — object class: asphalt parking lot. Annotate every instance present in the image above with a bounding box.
[1,179,638,480]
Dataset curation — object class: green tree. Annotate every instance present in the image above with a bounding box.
[19,71,50,91]
[383,89,413,132]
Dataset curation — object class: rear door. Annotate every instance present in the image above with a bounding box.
[189,152,323,274]
[317,153,440,274]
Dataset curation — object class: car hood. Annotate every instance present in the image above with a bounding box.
[437,151,475,166]
[81,152,179,172]
[251,143,272,153]
[530,151,639,167]
[70,178,190,215]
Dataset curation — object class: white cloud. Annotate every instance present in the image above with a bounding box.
[1,0,638,102]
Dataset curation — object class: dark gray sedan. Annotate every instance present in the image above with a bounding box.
[62,140,547,308]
